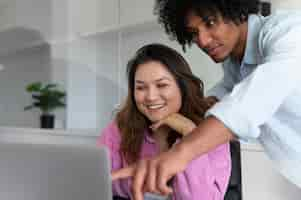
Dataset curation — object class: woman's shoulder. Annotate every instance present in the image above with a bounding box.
[102,121,120,133]
[207,142,230,160]
[98,121,122,146]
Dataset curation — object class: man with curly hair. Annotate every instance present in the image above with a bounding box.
[114,1,301,199]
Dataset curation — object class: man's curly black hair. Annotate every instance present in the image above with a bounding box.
[154,0,260,51]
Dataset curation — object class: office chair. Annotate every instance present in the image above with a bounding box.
[224,141,242,200]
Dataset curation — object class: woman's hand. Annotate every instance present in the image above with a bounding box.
[112,113,196,182]
[149,96,218,136]
[111,145,190,200]
[150,113,196,136]
[111,163,136,181]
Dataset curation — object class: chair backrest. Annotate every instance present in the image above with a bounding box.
[224,141,242,200]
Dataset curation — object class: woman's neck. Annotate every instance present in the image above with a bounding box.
[151,127,169,152]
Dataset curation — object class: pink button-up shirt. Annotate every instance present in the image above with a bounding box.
[98,121,231,200]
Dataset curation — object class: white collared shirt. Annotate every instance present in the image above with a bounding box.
[206,12,301,188]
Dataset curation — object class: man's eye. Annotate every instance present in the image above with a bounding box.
[206,19,215,27]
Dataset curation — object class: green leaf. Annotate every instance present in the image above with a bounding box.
[26,82,42,92]
[41,83,58,93]
[25,82,66,113]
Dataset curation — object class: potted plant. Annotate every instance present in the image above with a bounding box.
[24,81,66,129]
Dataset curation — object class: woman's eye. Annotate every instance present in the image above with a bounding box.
[135,86,145,90]
[158,84,168,88]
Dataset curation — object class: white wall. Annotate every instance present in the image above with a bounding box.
[0,26,120,132]
[271,0,301,12]
[94,33,120,129]
[5,0,71,43]
[50,31,121,132]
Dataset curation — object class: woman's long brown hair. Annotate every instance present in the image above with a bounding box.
[116,43,211,164]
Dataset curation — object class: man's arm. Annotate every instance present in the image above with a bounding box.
[174,116,234,165]
[112,113,198,180]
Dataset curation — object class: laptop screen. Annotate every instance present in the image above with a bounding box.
[0,140,112,200]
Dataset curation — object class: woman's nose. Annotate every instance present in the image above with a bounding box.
[145,87,159,101]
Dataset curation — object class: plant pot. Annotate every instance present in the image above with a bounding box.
[40,114,55,129]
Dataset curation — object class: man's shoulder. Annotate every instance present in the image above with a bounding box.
[261,12,301,30]
[255,12,301,53]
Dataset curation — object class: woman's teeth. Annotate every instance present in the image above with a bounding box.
[147,104,164,110]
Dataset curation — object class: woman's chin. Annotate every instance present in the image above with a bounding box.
[148,118,160,123]
[147,115,166,123]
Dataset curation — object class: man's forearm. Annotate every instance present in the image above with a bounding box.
[174,116,235,162]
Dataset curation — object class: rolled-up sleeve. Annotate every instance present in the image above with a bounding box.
[206,17,301,141]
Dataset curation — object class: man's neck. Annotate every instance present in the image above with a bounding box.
[231,22,248,63]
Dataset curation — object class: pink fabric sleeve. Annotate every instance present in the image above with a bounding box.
[97,121,131,198]
[173,143,231,200]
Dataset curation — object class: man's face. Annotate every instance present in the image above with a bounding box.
[185,12,247,62]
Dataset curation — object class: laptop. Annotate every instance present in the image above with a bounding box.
[0,139,112,200]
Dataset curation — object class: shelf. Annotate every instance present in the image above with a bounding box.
[0,26,48,55]
[0,20,162,56]
[0,126,98,137]
[78,19,160,39]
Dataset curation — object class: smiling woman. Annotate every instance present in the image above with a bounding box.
[134,61,182,126]
[97,43,231,200]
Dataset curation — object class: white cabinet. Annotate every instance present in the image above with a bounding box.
[241,144,301,199]
[72,0,119,36]
[0,0,17,31]
[0,0,157,45]
[0,0,71,48]
[119,0,156,28]
[71,0,157,36]
[0,0,120,44]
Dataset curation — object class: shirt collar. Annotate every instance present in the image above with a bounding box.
[241,14,264,65]
[144,130,156,144]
